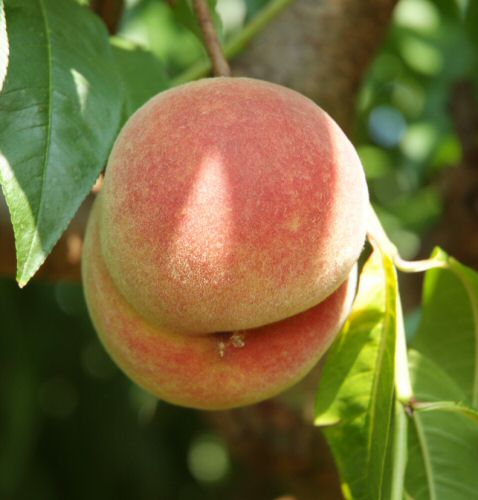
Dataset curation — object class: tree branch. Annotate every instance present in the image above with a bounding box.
[192,0,231,77]
[232,0,398,135]
[422,80,478,269]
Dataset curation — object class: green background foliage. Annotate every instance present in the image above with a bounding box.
[1,0,478,498]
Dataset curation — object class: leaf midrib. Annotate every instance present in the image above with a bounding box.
[413,413,437,500]
[365,255,395,499]
[19,0,52,285]
[455,270,478,407]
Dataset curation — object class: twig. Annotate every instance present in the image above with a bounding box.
[173,0,295,85]
[90,0,125,35]
[450,80,478,166]
[367,204,446,273]
[192,0,230,77]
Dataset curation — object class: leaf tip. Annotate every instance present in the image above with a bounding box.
[17,274,29,289]
[16,256,43,288]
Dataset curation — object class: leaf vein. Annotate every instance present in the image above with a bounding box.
[20,0,53,284]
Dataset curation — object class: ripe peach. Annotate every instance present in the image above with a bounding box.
[98,77,368,334]
[82,77,368,409]
[83,200,357,409]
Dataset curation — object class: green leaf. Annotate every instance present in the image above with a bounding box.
[0,0,8,92]
[111,37,169,120]
[415,401,478,424]
[406,350,478,499]
[413,248,478,406]
[315,249,398,500]
[0,0,123,286]
[405,249,478,498]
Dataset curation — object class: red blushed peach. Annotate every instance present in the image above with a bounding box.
[83,201,357,410]
[99,77,368,334]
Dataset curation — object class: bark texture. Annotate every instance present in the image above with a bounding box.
[428,80,478,267]
[233,0,398,135]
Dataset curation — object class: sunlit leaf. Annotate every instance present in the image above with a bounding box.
[0,0,123,285]
[315,249,398,499]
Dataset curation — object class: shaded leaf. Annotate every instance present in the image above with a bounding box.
[0,0,122,285]
[315,249,398,500]
[111,37,169,121]
[413,248,478,406]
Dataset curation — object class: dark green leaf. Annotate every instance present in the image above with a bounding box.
[0,0,7,92]
[0,0,123,285]
[111,37,169,120]
[315,249,398,500]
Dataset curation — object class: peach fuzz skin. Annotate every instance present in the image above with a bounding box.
[83,200,357,410]
[99,77,368,335]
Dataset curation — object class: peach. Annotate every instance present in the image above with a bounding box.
[98,77,368,334]
[83,200,357,409]
[82,77,368,409]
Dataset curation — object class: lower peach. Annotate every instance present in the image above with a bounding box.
[83,200,357,410]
